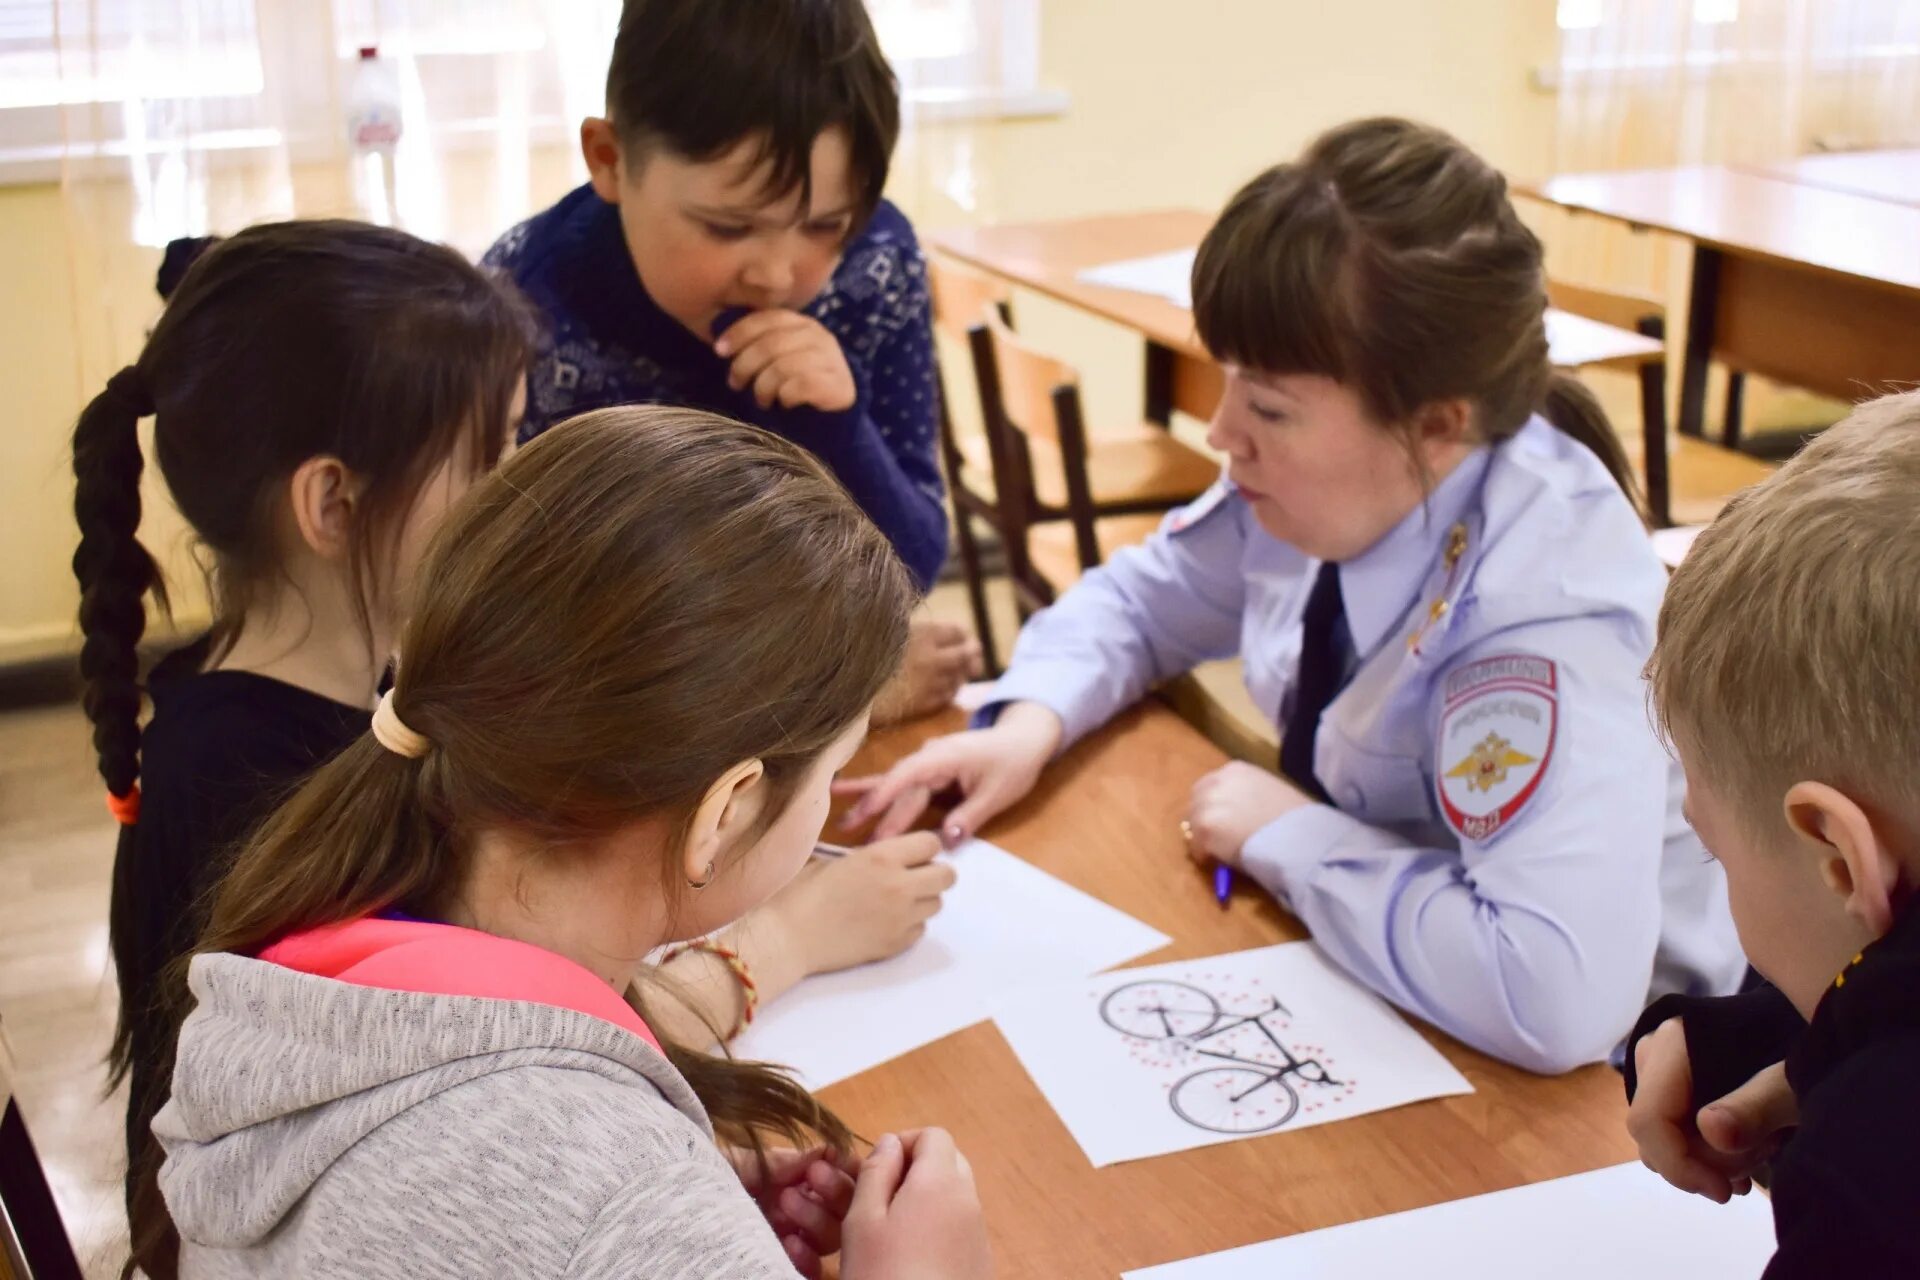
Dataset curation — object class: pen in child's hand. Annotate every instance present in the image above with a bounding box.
[813,841,852,859]
[1214,862,1233,909]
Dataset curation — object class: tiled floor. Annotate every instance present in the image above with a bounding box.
[0,701,130,1278]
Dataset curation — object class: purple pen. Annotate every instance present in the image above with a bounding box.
[1214,862,1232,908]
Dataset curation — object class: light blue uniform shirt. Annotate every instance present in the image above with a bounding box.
[984,418,1745,1073]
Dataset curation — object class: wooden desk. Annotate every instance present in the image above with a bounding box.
[931,211,1224,428]
[1524,166,1920,440]
[929,213,1677,522]
[825,704,1635,1280]
[1747,149,1920,209]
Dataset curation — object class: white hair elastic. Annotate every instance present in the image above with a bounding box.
[371,689,431,759]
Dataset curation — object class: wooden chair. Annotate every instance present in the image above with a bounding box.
[969,309,1202,618]
[0,1023,81,1280]
[928,256,1015,674]
[1545,280,1775,527]
[930,255,1218,660]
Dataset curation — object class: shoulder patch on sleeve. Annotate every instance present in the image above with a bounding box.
[1167,478,1234,534]
[1436,655,1558,842]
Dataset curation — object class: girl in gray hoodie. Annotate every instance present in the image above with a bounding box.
[135,406,994,1280]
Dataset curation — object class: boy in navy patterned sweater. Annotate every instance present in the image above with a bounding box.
[488,0,979,718]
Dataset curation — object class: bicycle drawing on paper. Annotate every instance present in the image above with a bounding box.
[1099,979,1351,1134]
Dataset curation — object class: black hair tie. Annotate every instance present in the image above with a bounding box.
[156,234,218,300]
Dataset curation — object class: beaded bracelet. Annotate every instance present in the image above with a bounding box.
[660,938,759,1039]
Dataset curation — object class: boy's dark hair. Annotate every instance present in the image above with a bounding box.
[606,0,900,223]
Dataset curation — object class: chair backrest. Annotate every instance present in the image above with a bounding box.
[929,254,1014,343]
[1546,278,1665,336]
[974,307,1077,447]
[969,307,1105,599]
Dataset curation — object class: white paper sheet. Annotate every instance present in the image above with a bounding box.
[1543,307,1665,368]
[992,941,1472,1168]
[1123,1161,1778,1279]
[729,839,1169,1089]
[1651,523,1708,568]
[1077,248,1198,308]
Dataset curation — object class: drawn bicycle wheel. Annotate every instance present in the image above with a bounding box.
[1099,980,1222,1040]
[1169,1066,1301,1133]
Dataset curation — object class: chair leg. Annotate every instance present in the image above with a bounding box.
[951,507,1001,678]
[1012,569,1052,625]
[1639,359,1672,528]
[1724,369,1746,451]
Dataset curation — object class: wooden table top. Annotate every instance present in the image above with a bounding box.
[929,212,1664,372]
[932,211,1213,358]
[1521,165,1920,295]
[823,703,1637,1280]
[1746,149,1920,210]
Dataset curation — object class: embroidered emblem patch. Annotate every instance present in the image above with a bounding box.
[1436,655,1557,842]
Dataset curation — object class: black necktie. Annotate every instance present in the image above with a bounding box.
[1278,562,1348,805]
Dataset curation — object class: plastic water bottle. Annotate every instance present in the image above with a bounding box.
[346,46,403,222]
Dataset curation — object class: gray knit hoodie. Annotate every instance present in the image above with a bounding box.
[154,951,797,1278]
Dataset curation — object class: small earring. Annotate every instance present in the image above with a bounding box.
[687,864,715,891]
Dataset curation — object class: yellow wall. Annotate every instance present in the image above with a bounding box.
[1,184,91,664]
[925,0,1557,227]
[0,0,1558,665]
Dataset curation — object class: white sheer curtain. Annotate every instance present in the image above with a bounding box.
[26,0,1010,379]
[41,0,618,256]
[1554,0,1920,170]
[1540,0,1920,354]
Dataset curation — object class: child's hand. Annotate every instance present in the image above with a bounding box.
[841,1130,994,1280]
[727,1145,858,1279]
[872,620,985,726]
[1628,1018,1796,1203]
[717,311,858,413]
[765,834,955,975]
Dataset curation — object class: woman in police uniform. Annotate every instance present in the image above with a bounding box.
[839,118,1746,1074]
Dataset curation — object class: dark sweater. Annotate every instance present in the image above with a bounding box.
[483,186,947,589]
[113,640,363,1194]
[1625,904,1920,1277]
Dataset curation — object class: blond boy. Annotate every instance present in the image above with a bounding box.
[1624,388,1920,1276]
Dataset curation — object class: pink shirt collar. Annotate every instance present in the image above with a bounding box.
[260,916,662,1054]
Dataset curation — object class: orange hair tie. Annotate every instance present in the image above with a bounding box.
[106,786,141,826]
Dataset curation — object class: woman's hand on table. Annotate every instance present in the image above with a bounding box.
[835,702,1061,848]
[1182,761,1316,868]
